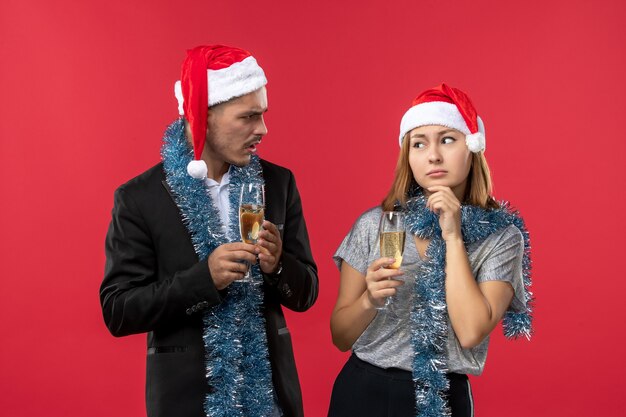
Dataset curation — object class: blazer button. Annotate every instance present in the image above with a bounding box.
[281,283,293,298]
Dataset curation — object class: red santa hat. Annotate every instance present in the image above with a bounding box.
[398,83,486,153]
[174,45,267,179]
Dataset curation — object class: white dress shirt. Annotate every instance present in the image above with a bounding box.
[204,168,231,235]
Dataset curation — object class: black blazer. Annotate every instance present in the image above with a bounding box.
[100,160,318,417]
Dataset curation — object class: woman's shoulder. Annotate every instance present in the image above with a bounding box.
[473,224,523,252]
[350,206,383,229]
[334,206,382,266]
[489,224,523,240]
[340,206,382,239]
[358,206,383,221]
[495,224,523,243]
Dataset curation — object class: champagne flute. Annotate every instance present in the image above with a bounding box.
[378,211,406,310]
[239,183,265,283]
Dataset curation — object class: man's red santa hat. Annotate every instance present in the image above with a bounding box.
[399,83,486,153]
[174,45,267,179]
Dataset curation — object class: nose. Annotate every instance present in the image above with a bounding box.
[428,144,442,163]
[255,116,268,136]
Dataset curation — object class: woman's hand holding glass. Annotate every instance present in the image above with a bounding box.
[374,210,406,310]
[364,257,405,310]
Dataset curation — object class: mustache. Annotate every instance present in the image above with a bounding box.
[246,135,263,146]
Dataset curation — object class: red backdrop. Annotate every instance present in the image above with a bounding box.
[2,1,626,416]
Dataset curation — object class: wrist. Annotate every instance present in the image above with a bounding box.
[264,260,283,285]
[362,291,378,311]
[269,260,283,276]
[444,234,464,245]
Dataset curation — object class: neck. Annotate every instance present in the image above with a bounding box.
[205,160,230,182]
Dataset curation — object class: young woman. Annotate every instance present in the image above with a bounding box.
[328,84,533,417]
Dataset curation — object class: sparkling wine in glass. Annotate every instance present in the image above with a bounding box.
[239,183,265,283]
[378,211,406,310]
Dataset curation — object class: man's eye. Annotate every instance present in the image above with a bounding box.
[442,137,455,144]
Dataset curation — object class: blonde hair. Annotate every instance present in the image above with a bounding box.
[382,133,499,211]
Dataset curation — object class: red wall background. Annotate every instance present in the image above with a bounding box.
[2,1,626,416]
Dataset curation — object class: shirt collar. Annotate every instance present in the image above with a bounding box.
[204,165,232,188]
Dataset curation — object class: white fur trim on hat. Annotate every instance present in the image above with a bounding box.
[398,102,486,153]
[174,56,267,112]
[208,56,267,105]
[187,160,208,179]
[399,102,471,145]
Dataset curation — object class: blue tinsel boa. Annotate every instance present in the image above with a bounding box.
[405,192,533,417]
[160,118,275,417]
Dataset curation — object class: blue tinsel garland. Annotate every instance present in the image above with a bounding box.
[161,119,275,417]
[405,192,533,417]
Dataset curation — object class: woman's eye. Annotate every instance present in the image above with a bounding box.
[413,142,425,149]
[442,137,455,144]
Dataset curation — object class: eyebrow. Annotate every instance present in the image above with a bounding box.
[410,129,457,139]
[240,108,268,116]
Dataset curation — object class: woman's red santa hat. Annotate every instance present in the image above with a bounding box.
[399,83,486,153]
[174,45,267,179]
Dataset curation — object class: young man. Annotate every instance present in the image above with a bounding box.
[100,45,318,417]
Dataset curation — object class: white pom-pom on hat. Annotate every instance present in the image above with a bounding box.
[465,132,486,153]
[187,160,208,179]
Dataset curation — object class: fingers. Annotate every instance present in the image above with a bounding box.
[256,238,278,256]
[426,187,463,241]
[259,220,279,239]
[365,273,405,307]
[427,185,454,193]
[258,248,281,274]
[225,242,258,253]
[217,243,257,263]
[426,187,461,213]
[257,220,281,253]
[223,249,258,264]
[259,253,279,273]
[208,243,260,288]
[257,220,282,274]
[208,257,250,290]
[364,257,407,308]
[221,261,249,277]
[370,277,404,292]
[369,257,398,272]
[367,258,404,278]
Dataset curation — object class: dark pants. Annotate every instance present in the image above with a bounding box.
[328,354,473,417]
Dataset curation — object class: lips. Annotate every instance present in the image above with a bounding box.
[427,169,447,177]
[244,140,261,153]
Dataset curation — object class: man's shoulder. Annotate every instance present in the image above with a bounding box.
[116,162,165,195]
[260,159,294,183]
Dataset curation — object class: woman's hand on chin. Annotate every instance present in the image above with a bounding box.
[426,186,463,242]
